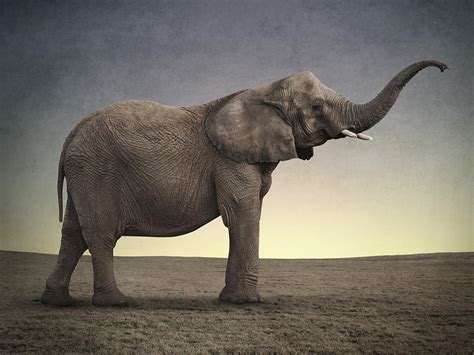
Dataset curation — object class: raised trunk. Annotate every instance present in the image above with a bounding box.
[343,60,448,133]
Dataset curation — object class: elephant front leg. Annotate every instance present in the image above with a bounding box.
[220,211,262,304]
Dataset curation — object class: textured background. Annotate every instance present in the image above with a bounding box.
[1,0,472,257]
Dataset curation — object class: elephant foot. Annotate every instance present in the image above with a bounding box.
[92,289,130,307]
[41,287,74,307]
[219,286,262,304]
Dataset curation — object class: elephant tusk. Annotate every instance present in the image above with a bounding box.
[356,133,373,141]
[341,129,357,138]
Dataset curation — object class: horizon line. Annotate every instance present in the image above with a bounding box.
[1,249,472,261]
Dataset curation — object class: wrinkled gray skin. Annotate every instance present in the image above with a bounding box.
[41,60,447,307]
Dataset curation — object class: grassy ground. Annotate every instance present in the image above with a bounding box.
[0,251,472,353]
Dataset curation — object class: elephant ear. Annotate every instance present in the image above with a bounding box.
[205,90,297,163]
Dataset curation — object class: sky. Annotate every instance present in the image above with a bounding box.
[1,0,472,258]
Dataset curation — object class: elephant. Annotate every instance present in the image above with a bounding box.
[41,60,447,307]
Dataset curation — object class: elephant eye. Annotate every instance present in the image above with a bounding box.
[312,104,323,116]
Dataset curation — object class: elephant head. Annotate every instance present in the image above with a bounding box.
[205,60,448,163]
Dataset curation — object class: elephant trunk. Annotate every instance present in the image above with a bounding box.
[339,60,448,135]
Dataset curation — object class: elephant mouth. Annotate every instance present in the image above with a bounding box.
[304,128,330,147]
[303,126,373,147]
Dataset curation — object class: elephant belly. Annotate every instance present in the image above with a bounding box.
[121,175,221,237]
[124,215,220,237]
[124,204,221,237]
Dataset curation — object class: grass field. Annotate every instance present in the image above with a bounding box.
[0,251,472,353]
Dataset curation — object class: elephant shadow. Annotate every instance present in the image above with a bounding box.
[108,294,328,313]
[34,294,327,312]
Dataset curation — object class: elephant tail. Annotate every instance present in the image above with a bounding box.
[57,113,98,222]
[57,125,77,223]
[57,147,66,223]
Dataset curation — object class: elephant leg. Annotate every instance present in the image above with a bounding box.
[88,244,129,307]
[68,181,129,307]
[219,210,262,304]
[41,199,87,306]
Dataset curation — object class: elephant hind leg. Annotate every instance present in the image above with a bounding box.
[67,180,129,307]
[41,197,87,306]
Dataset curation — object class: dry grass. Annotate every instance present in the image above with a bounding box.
[0,251,472,353]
